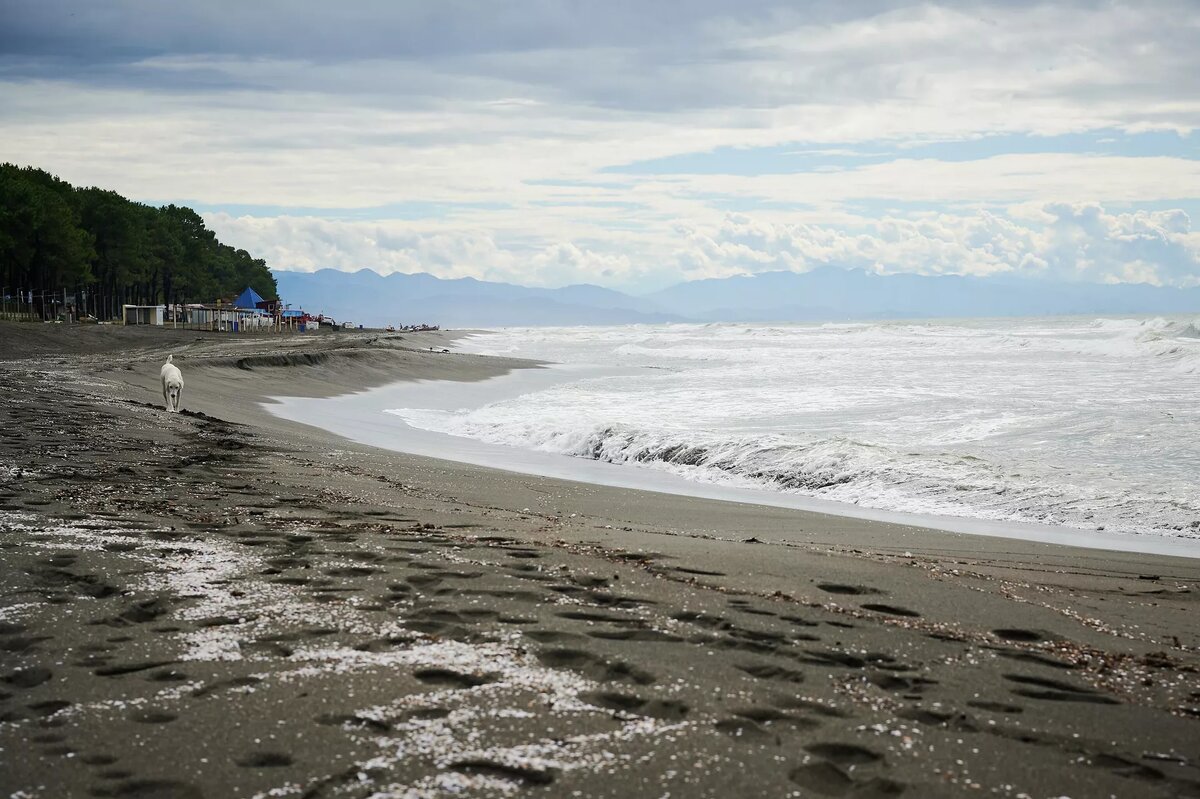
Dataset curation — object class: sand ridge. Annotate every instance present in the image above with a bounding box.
[1,323,1198,798]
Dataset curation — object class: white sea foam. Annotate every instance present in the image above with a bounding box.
[410,316,1200,541]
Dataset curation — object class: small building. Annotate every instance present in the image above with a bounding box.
[122,305,165,326]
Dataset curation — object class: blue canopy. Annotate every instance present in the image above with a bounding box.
[232,286,266,309]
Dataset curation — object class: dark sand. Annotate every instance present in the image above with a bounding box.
[1,322,1198,799]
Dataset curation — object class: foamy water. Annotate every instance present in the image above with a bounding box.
[389,317,1200,542]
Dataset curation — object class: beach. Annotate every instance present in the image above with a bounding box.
[1,323,1198,799]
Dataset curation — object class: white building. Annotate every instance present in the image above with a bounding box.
[122,305,165,326]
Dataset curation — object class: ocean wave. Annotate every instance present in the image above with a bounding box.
[547,317,1200,372]
[1066,317,1200,371]
[392,410,1199,540]
[411,317,1200,540]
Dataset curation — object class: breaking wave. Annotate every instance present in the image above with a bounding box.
[1066,317,1200,371]
[391,410,1200,539]
[419,315,1200,540]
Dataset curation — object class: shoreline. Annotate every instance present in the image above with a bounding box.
[264,361,1200,560]
[2,322,1199,799]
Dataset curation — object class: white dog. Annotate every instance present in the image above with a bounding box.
[160,355,184,412]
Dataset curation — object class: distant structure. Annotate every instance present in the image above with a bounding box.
[232,286,268,311]
[122,305,166,326]
[121,286,298,332]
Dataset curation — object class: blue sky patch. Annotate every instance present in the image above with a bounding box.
[602,130,1199,178]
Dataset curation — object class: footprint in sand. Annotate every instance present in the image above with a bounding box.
[145,668,189,683]
[966,699,1024,714]
[670,611,728,628]
[580,691,690,720]
[88,778,203,798]
[314,712,392,732]
[735,662,807,684]
[524,629,587,644]
[992,628,1051,642]
[586,628,684,643]
[536,648,656,685]
[732,707,821,732]
[776,697,851,718]
[31,732,67,745]
[790,761,906,797]
[28,699,71,717]
[799,649,868,669]
[94,660,181,678]
[1004,673,1120,705]
[79,753,119,766]
[714,717,773,741]
[235,751,294,767]
[190,675,262,699]
[817,583,883,596]
[450,760,557,786]
[896,707,956,726]
[861,603,921,618]
[805,742,883,765]
[413,668,497,689]
[2,666,53,689]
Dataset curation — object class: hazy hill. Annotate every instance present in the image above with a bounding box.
[273,269,681,327]
[275,266,1200,327]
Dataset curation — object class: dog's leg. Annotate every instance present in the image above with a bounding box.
[175,386,183,412]
[163,385,171,411]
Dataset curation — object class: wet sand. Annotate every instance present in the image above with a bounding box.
[1,322,1198,799]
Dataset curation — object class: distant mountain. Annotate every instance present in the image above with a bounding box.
[275,266,1199,328]
[274,269,682,327]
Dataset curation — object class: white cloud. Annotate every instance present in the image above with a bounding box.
[206,202,1200,290]
[671,204,1200,285]
[204,212,651,287]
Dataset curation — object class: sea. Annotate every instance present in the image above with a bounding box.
[386,316,1199,545]
[267,315,1200,555]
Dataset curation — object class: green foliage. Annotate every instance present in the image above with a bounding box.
[0,163,277,310]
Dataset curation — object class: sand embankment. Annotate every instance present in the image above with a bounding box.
[1,322,1198,799]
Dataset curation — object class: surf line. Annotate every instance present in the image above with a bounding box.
[265,365,1200,560]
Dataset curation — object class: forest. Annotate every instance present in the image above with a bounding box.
[0,163,277,319]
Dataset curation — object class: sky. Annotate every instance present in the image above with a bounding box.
[1,0,1199,292]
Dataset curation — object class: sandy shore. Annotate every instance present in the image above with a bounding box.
[1,322,1198,799]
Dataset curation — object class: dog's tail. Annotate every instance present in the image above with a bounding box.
[166,354,174,364]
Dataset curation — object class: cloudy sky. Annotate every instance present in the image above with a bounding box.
[2,0,1198,291]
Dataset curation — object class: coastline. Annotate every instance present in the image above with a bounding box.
[2,322,1198,798]
[265,362,1200,560]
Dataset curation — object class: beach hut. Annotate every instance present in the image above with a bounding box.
[122,305,165,326]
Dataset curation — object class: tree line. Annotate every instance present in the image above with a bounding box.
[0,163,277,319]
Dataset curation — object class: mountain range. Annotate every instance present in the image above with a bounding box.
[274,267,1200,328]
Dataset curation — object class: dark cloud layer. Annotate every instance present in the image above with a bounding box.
[3,0,1196,117]
[0,1,893,62]
[0,0,917,108]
